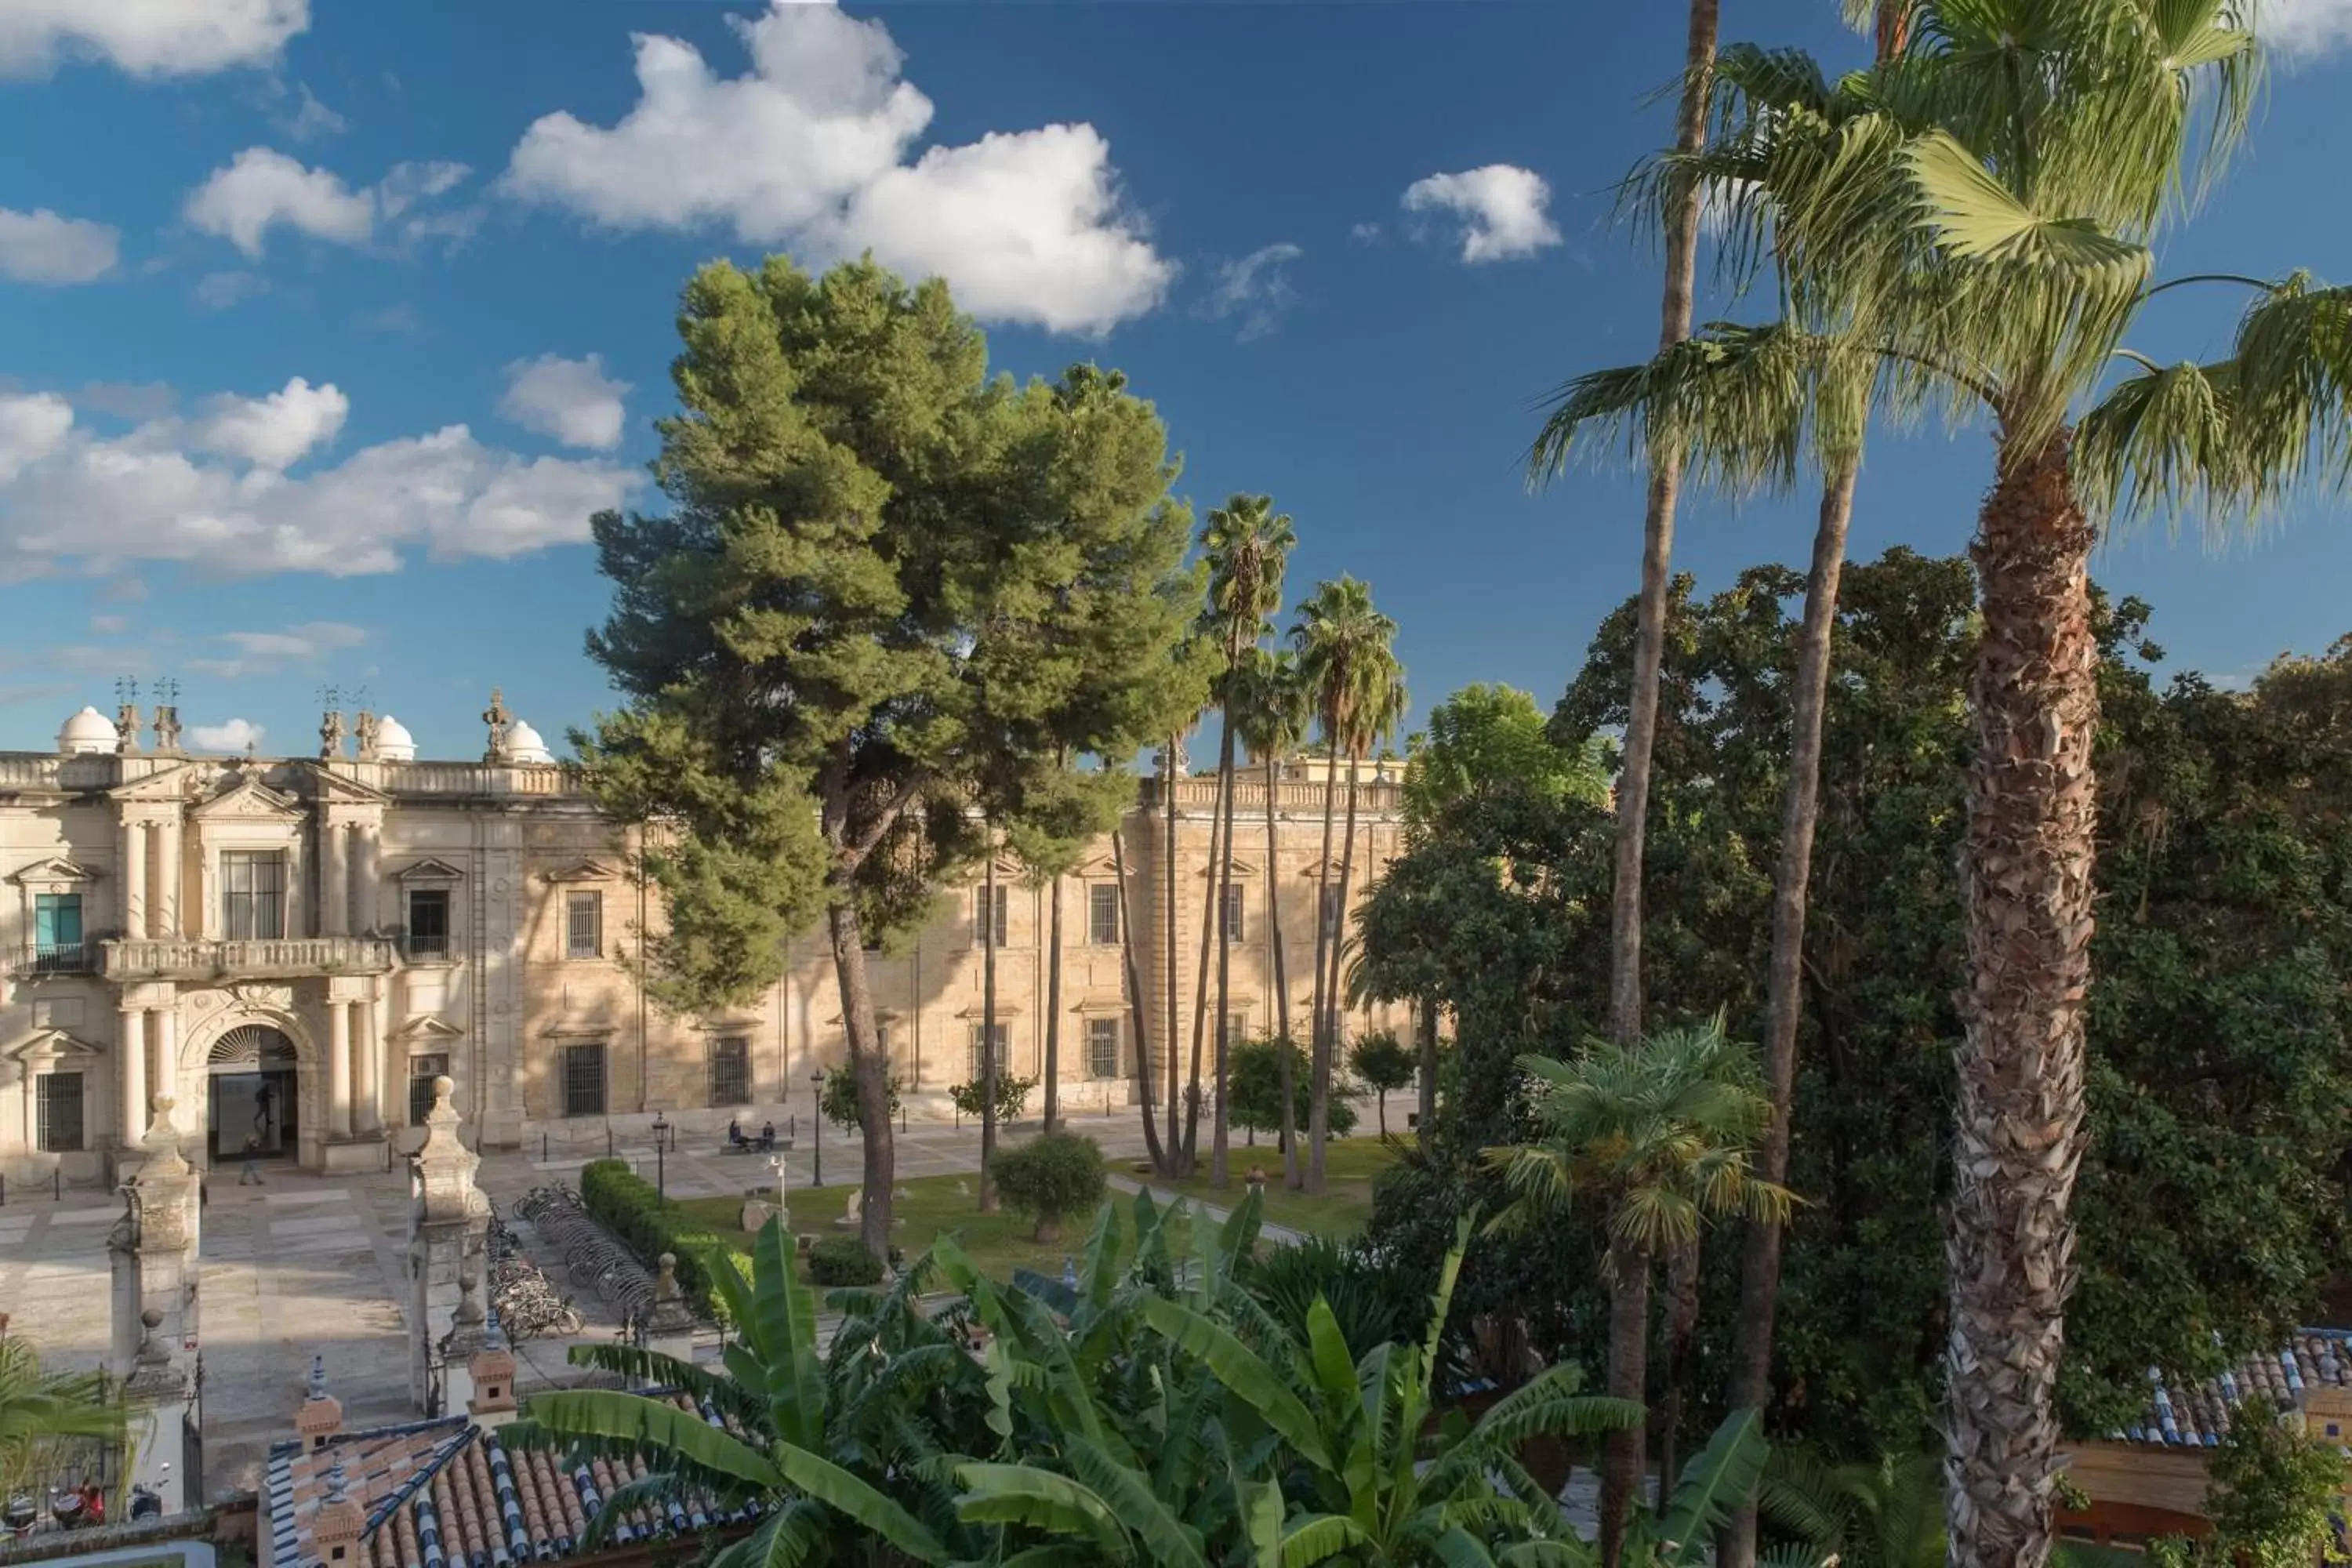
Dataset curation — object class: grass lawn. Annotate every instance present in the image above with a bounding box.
[674,1174,1101,1285]
[1139,1135,1404,1240]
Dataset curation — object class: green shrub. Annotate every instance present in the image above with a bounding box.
[1230,1036,1359,1144]
[579,1158,732,1319]
[819,1062,904,1133]
[808,1235,884,1287]
[992,1131,1108,1243]
[949,1073,1036,1123]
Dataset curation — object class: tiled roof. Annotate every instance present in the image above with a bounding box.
[2114,1330,2352,1448]
[267,1399,764,1568]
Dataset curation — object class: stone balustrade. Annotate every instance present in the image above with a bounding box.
[101,935,398,982]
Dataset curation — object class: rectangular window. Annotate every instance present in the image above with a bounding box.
[708,1036,752,1107]
[1222,1011,1249,1047]
[1086,1018,1120,1080]
[565,891,602,960]
[971,885,1008,949]
[1319,886,1341,939]
[1087,884,1121,946]
[221,851,287,939]
[35,1072,85,1152]
[562,1044,607,1117]
[408,1053,451,1127]
[31,892,85,971]
[967,1023,1008,1081]
[406,888,450,960]
[1220,885,1245,943]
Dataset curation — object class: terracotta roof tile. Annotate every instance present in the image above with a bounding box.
[2115,1330,2352,1446]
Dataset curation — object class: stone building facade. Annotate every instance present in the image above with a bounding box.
[0,698,1406,1180]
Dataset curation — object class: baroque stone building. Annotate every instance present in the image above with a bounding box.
[0,697,1406,1180]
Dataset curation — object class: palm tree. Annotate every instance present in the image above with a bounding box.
[1761,1445,1947,1568]
[1199,495,1297,1186]
[1111,826,1172,1174]
[0,1339,124,1509]
[1292,576,1406,1194]
[1488,1015,1791,1568]
[1232,649,1311,1184]
[1672,7,2352,1563]
[1603,0,1722,1055]
[510,1218,960,1567]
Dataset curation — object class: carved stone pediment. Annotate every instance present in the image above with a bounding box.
[6,855,100,887]
[105,764,198,804]
[393,856,466,883]
[540,859,615,884]
[191,775,303,822]
[3,1028,106,1063]
[306,765,390,805]
[394,1014,464,1042]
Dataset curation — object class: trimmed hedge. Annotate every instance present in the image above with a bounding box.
[808,1235,884,1287]
[579,1158,734,1319]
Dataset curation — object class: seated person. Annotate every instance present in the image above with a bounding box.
[727,1117,746,1148]
[759,1120,777,1150]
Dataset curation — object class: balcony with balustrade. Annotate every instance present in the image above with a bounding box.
[100,935,398,982]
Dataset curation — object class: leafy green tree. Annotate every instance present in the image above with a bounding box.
[1490,1017,1791,1568]
[1230,1034,1356,1147]
[0,1339,124,1507]
[1690,7,2352,1559]
[1200,495,1298,1187]
[510,1218,964,1566]
[948,1073,1035,1128]
[579,259,1202,1260]
[820,1062,901,1134]
[1293,576,1406,1194]
[2195,1399,2347,1568]
[990,1131,1109,1243]
[1345,1029,1416,1138]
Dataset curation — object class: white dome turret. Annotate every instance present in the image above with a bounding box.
[505,720,553,765]
[58,706,116,755]
[373,715,416,763]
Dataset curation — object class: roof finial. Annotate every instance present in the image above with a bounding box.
[308,1353,327,1401]
[325,1457,347,1504]
[114,676,141,755]
[482,687,514,764]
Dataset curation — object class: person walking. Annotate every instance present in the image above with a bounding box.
[238,1132,264,1185]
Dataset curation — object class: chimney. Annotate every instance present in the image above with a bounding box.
[313,1458,365,1567]
[296,1355,344,1452]
[465,1308,517,1431]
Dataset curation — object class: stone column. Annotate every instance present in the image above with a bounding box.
[110,1098,204,1517]
[323,820,350,938]
[118,1006,147,1149]
[408,1074,491,1413]
[354,993,382,1134]
[121,818,147,940]
[154,814,182,940]
[149,1004,178,1137]
[328,998,353,1138]
[354,821,383,936]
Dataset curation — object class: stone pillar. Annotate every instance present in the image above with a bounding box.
[118,1005,147,1150]
[644,1251,697,1369]
[407,1074,490,1414]
[323,820,349,938]
[123,1308,195,1519]
[154,814,182,939]
[354,822,383,936]
[122,818,147,939]
[150,1004,179,1137]
[328,1000,353,1138]
[110,1098,204,1512]
[354,993,382,1134]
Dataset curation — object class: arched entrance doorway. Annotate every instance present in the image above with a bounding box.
[205,1024,300,1164]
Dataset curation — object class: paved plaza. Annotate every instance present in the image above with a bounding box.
[0,1109,1160,1501]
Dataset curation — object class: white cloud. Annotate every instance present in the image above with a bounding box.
[181,150,476,257]
[189,620,366,679]
[0,394,74,483]
[187,717,265,753]
[502,2,1171,334]
[278,82,345,140]
[0,378,639,578]
[2260,0,2352,54]
[74,382,177,421]
[499,354,630,450]
[0,0,307,78]
[1348,222,1382,244]
[194,270,269,310]
[1401,164,1561,263]
[89,614,129,635]
[193,377,347,468]
[0,208,120,284]
[185,148,372,256]
[1201,242,1304,342]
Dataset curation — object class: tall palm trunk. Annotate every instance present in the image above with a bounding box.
[1947,430,2097,1568]
[1416,999,1439,1148]
[1165,737,1184,1168]
[1264,753,1300,1186]
[1181,795,1225,1170]
[1044,872,1062,1133]
[825,899,895,1263]
[1112,827,1170,1174]
[1211,716,1241,1184]
[1303,750,1341,1192]
[979,842,1000,1212]
[1609,0,1719,1046]
[1600,1235,1653,1568]
[1722,454,1858,1568]
[1655,1240,1703,1515]
[1309,754,1363,1194]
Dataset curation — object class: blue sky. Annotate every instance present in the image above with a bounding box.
[2,1,2351,760]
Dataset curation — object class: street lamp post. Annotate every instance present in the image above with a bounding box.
[809,1069,826,1188]
[651,1112,670,1203]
